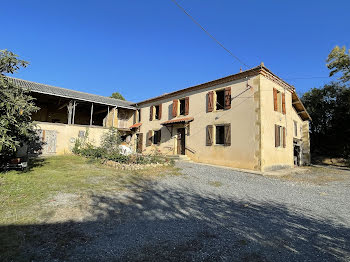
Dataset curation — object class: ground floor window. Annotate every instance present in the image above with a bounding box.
[153,130,161,144]
[216,125,225,145]
[275,125,286,148]
[206,124,231,146]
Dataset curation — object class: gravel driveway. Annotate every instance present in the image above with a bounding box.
[5,162,350,261]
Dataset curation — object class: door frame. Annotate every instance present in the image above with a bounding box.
[177,128,186,155]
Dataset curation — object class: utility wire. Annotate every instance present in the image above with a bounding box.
[170,0,250,69]
[170,0,335,81]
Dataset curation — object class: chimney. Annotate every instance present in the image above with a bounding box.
[239,67,242,73]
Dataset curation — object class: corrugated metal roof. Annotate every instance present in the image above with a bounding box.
[7,76,136,110]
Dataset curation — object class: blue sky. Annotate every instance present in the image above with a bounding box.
[2,0,349,101]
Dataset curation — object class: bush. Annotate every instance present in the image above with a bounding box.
[72,128,169,165]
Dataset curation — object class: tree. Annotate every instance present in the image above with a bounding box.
[302,82,350,157]
[326,45,350,84]
[0,50,39,162]
[110,92,125,101]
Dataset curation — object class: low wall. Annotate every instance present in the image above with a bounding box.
[35,122,109,155]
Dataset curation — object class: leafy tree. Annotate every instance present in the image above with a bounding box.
[302,82,350,157]
[110,92,125,101]
[0,50,39,162]
[326,45,350,84]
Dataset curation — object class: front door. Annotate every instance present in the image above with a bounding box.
[136,133,143,153]
[177,128,186,155]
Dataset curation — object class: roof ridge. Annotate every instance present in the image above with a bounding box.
[134,64,295,105]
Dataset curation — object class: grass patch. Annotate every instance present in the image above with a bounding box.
[271,166,350,185]
[0,155,179,225]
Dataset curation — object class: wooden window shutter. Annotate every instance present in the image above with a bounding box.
[273,88,278,111]
[158,129,162,144]
[185,97,189,115]
[224,87,231,110]
[282,93,286,115]
[275,125,279,147]
[133,111,136,124]
[146,130,152,146]
[139,109,141,122]
[283,127,286,148]
[172,100,178,118]
[206,125,213,146]
[150,106,153,121]
[207,91,214,112]
[224,124,231,146]
[159,104,162,119]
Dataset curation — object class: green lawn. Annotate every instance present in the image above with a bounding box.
[0,155,178,225]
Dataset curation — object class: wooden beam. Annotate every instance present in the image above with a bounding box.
[106,106,110,127]
[297,110,306,114]
[72,101,76,125]
[67,101,73,125]
[112,106,117,127]
[58,102,69,111]
[93,108,108,115]
[90,103,94,126]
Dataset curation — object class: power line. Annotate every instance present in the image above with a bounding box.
[170,0,250,69]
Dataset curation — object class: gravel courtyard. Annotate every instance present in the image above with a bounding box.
[2,161,350,261]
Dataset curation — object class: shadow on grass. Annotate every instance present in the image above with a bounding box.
[1,179,349,261]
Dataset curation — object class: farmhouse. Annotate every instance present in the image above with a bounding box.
[10,63,311,171]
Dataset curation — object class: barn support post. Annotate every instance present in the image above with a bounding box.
[112,106,117,127]
[72,100,76,125]
[90,103,94,126]
[106,106,110,127]
[67,101,73,125]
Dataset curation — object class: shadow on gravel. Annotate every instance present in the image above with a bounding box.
[1,179,350,261]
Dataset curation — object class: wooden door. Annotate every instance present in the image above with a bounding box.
[136,133,143,153]
[39,130,57,154]
[177,128,186,155]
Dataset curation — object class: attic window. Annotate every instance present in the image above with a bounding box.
[179,98,186,115]
[216,90,225,110]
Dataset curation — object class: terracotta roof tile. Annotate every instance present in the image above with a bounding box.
[161,117,194,125]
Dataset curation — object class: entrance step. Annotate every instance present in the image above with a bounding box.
[167,155,192,162]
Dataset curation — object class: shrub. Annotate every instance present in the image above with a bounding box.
[101,128,121,153]
[72,128,169,165]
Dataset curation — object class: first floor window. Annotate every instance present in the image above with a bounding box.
[137,109,141,122]
[154,105,160,120]
[294,121,297,136]
[179,98,186,115]
[275,125,286,148]
[215,89,225,110]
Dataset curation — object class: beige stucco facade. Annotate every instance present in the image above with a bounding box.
[133,66,311,171]
[137,76,261,170]
[259,76,310,171]
[35,122,110,155]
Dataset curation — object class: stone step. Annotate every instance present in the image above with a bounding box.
[167,155,192,162]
